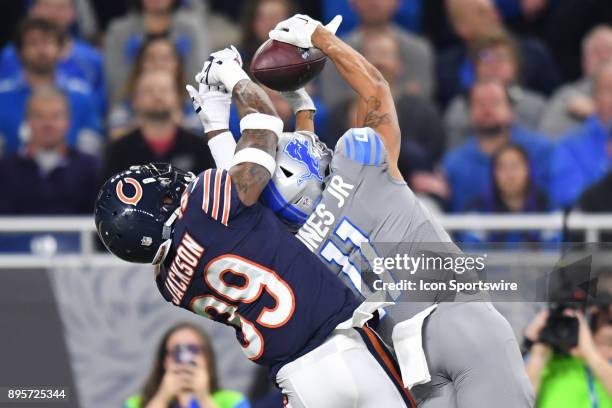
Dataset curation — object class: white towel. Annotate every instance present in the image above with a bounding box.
[392,304,438,389]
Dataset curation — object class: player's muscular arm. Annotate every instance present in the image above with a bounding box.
[229,79,280,206]
[311,27,402,179]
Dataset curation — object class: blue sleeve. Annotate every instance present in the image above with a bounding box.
[527,135,554,194]
[549,140,584,208]
[72,93,103,133]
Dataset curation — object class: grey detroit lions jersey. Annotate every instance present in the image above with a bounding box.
[296,127,461,322]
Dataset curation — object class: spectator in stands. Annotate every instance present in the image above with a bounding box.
[0,0,106,115]
[0,18,101,157]
[460,144,555,243]
[124,322,250,408]
[443,80,552,212]
[549,62,612,209]
[109,35,201,138]
[437,0,561,108]
[240,0,296,70]
[104,0,209,103]
[319,0,434,107]
[325,30,445,190]
[102,70,214,181]
[0,87,99,214]
[523,304,612,408]
[444,30,547,148]
[540,26,612,137]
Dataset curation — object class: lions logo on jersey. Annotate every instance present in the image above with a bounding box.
[284,138,323,185]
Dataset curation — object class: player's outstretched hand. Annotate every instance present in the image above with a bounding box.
[186,83,231,133]
[269,14,342,49]
[195,46,249,92]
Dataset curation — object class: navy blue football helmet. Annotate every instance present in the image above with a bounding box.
[94,163,194,264]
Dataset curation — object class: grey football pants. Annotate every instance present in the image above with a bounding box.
[383,300,535,408]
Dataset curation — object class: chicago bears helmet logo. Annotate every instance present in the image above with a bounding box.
[116,177,143,206]
[284,138,323,184]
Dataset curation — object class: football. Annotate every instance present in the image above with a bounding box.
[250,39,327,92]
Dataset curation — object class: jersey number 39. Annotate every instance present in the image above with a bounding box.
[189,255,295,360]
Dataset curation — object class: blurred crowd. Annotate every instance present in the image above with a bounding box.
[0,0,612,246]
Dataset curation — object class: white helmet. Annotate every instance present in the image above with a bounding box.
[261,131,332,229]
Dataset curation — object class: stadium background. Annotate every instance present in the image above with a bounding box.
[0,0,611,407]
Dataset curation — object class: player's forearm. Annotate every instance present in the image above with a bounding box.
[232,79,278,118]
[229,79,280,205]
[231,79,279,158]
[312,26,401,176]
[312,27,388,102]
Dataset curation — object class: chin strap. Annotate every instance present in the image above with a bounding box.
[152,207,181,265]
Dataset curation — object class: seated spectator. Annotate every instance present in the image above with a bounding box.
[104,0,209,103]
[102,70,214,180]
[443,80,552,212]
[444,30,547,148]
[524,303,612,408]
[319,0,434,107]
[0,86,99,214]
[438,0,561,108]
[460,144,556,243]
[239,0,296,70]
[540,25,612,137]
[549,63,612,209]
[0,0,106,115]
[124,322,250,408]
[0,18,101,157]
[109,35,200,138]
[325,30,445,184]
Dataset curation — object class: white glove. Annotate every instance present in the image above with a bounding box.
[195,46,249,93]
[281,88,316,114]
[269,14,342,49]
[186,83,231,133]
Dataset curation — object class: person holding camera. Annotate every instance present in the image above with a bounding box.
[524,306,612,407]
[124,322,250,408]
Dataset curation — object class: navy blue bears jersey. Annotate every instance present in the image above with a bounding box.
[155,169,360,376]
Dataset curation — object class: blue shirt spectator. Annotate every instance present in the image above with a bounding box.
[458,144,559,243]
[0,86,99,214]
[443,80,553,212]
[444,127,552,212]
[0,0,106,115]
[550,116,611,209]
[0,41,105,115]
[549,63,612,209]
[0,19,102,157]
[0,72,101,156]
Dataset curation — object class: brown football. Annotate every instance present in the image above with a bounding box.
[250,39,327,92]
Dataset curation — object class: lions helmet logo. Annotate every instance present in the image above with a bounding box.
[116,177,143,206]
[284,138,324,185]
